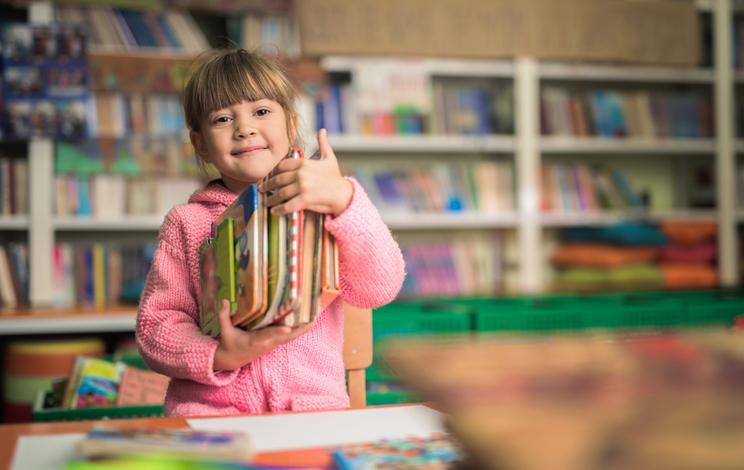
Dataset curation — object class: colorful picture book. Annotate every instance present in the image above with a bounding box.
[76,426,252,462]
[63,357,126,409]
[199,149,340,337]
[331,434,461,470]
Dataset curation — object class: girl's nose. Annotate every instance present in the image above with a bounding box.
[234,121,257,139]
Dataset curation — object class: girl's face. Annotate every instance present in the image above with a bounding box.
[191,98,294,193]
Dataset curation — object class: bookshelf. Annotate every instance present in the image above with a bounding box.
[1,0,741,311]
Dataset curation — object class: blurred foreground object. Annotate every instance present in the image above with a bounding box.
[382,330,744,470]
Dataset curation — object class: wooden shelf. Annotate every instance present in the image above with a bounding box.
[322,56,515,78]
[0,307,137,335]
[538,62,714,83]
[540,137,716,154]
[384,213,519,230]
[329,135,516,154]
[541,210,717,227]
[0,216,29,230]
[53,216,164,231]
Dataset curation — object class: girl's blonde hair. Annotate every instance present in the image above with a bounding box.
[183,48,300,148]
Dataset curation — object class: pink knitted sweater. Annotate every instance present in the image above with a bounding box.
[136,178,405,417]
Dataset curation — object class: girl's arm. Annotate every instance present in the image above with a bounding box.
[325,177,406,308]
[136,212,240,386]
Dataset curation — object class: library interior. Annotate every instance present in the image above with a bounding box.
[1,0,744,469]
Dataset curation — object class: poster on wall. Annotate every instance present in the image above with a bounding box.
[0,22,89,140]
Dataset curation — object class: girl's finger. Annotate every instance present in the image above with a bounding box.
[265,182,301,207]
[270,196,304,215]
[261,171,296,193]
[217,299,232,336]
[317,128,337,161]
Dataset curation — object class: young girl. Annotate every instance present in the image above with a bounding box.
[136,49,405,417]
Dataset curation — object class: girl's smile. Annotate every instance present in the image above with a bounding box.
[231,145,268,156]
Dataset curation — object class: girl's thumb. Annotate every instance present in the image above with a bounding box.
[217,299,232,333]
[317,128,337,161]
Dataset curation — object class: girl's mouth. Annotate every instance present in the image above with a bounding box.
[232,146,266,156]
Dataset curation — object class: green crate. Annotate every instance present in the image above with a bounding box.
[32,385,164,423]
[370,301,473,382]
[685,297,744,325]
[366,390,417,406]
[474,296,622,332]
[33,404,163,422]
[31,353,163,422]
[473,292,700,332]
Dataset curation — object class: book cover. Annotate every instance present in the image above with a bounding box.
[331,434,461,470]
[64,357,126,409]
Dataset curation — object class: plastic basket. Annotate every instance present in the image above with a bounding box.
[33,403,163,422]
[370,301,473,382]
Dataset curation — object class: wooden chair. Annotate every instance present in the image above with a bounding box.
[342,303,373,408]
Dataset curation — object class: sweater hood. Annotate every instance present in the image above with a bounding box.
[187,180,239,208]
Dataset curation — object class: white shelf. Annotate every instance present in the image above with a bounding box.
[53,216,164,231]
[539,62,714,83]
[540,137,716,154]
[0,216,30,230]
[321,56,515,77]
[541,210,718,227]
[0,311,136,334]
[383,212,519,230]
[329,134,516,153]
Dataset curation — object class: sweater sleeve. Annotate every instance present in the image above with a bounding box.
[136,210,240,386]
[324,177,405,308]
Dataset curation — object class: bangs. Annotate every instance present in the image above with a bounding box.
[184,49,294,131]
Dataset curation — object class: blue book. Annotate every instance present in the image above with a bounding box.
[118,10,158,48]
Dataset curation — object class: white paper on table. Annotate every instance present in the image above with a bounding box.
[10,433,85,470]
[188,405,446,452]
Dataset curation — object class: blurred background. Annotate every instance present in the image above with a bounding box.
[1,0,743,424]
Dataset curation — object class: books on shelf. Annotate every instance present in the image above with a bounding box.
[315,64,514,136]
[55,6,209,53]
[51,243,154,308]
[540,162,643,213]
[54,137,201,218]
[0,243,29,310]
[399,233,502,298]
[0,157,28,216]
[239,12,301,58]
[87,92,185,139]
[541,86,713,140]
[344,160,514,215]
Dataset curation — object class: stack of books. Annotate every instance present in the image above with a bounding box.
[199,149,339,337]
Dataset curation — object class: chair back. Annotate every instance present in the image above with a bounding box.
[342,303,373,408]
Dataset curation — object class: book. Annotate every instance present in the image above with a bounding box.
[331,434,461,470]
[115,366,170,406]
[64,357,126,409]
[199,149,340,337]
[76,425,252,462]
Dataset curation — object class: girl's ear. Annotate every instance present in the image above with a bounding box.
[190,130,209,162]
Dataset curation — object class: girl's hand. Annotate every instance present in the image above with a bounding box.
[260,128,353,216]
[213,300,310,371]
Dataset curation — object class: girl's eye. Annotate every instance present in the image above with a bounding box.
[213,115,232,124]
[255,108,271,117]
